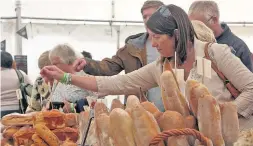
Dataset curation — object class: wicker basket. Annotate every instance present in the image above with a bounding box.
[149,128,213,146]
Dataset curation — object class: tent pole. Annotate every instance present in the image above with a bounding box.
[15,0,22,55]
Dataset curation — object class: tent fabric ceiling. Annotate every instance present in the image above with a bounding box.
[1,0,253,22]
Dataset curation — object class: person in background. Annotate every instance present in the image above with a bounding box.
[49,44,97,113]
[41,4,253,130]
[1,51,32,117]
[26,50,52,112]
[63,50,94,113]
[74,0,165,111]
[188,0,253,72]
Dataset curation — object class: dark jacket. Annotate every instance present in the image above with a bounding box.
[216,23,253,71]
[83,33,149,75]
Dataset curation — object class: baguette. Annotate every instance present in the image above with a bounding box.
[126,95,141,109]
[95,113,114,146]
[160,71,190,116]
[65,113,79,127]
[110,98,124,111]
[94,102,109,117]
[34,110,65,129]
[198,95,225,146]
[109,108,135,146]
[131,104,164,146]
[32,134,48,146]
[13,126,35,146]
[2,126,20,139]
[52,127,79,142]
[141,101,160,115]
[1,112,37,126]
[34,123,60,146]
[220,102,239,146]
[185,80,211,117]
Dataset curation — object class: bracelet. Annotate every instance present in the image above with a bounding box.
[70,103,75,113]
[60,73,72,84]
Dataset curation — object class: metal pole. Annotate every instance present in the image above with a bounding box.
[15,0,22,55]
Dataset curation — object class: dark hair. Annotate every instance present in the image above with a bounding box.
[1,51,13,68]
[141,0,164,14]
[81,51,92,59]
[146,4,197,64]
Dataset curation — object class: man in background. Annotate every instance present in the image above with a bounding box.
[188,0,253,71]
[74,0,165,111]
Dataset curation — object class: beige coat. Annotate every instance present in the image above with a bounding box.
[96,39,253,128]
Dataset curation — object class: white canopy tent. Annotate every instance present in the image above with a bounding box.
[1,0,253,106]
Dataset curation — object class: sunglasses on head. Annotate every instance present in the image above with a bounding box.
[158,5,172,18]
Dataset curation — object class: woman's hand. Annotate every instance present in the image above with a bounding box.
[40,65,65,84]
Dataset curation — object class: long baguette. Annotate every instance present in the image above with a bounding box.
[131,104,164,146]
[220,102,239,146]
[160,71,190,116]
[110,98,124,111]
[34,123,60,146]
[95,113,114,146]
[109,108,136,146]
[141,101,160,115]
[1,112,37,126]
[185,80,211,117]
[32,134,48,146]
[198,95,225,146]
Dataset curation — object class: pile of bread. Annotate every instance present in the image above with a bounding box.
[1,110,79,146]
[83,69,241,146]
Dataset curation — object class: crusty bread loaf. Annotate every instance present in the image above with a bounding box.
[130,104,164,146]
[126,95,141,109]
[94,102,109,117]
[110,98,124,111]
[160,71,190,116]
[185,115,197,129]
[34,110,65,129]
[52,127,79,142]
[220,102,239,146]
[95,113,114,146]
[156,111,189,146]
[79,111,97,146]
[185,80,211,117]
[198,95,225,146]
[157,111,186,131]
[2,126,20,139]
[65,113,79,127]
[61,140,78,146]
[141,101,160,115]
[1,112,37,126]
[32,134,48,146]
[109,108,136,146]
[13,126,35,146]
[34,123,60,146]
